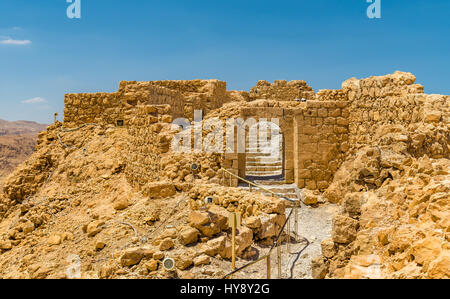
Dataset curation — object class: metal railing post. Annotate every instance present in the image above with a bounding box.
[287,217,291,253]
[277,242,282,279]
[294,203,299,240]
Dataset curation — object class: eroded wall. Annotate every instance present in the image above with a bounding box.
[249,80,315,101]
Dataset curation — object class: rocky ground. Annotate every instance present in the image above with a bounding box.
[224,202,338,279]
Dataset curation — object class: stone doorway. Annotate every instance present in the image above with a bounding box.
[245,121,284,181]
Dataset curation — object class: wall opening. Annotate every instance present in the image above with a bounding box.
[245,121,284,181]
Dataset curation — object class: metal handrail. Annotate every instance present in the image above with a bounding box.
[221,168,301,279]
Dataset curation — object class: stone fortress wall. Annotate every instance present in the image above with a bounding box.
[62,71,448,191]
[249,80,316,101]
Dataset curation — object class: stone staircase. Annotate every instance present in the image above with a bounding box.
[240,132,301,202]
[245,139,283,178]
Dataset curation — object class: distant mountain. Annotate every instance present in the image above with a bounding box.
[0,119,48,178]
[0,119,48,136]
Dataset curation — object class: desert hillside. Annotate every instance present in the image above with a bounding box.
[0,120,48,181]
[0,120,47,137]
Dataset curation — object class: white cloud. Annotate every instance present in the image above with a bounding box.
[22,97,47,104]
[0,38,31,45]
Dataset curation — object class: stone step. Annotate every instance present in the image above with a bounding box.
[253,180,288,186]
[245,161,283,167]
[246,157,283,163]
[245,171,283,177]
[245,166,283,172]
[246,153,281,159]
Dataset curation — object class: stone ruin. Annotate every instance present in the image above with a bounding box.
[62,71,447,194]
[0,71,448,279]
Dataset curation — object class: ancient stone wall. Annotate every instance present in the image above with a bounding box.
[64,83,183,126]
[145,79,229,120]
[123,104,174,193]
[340,71,430,152]
[249,80,315,102]
[294,101,349,190]
[118,81,184,118]
[64,92,122,125]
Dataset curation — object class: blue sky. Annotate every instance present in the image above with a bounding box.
[0,0,449,124]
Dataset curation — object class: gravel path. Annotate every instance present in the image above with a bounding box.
[214,202,338,279]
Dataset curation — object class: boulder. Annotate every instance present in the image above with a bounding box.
[48,234,62,246]
[160,228,177,240]
[113,197,129,211]
[321,238,337,259]
[188,211,221,237]
[120,248,144,267]
[311,257,328,279]
[86,220,105,237]
[220,227,253,259]
[178,226,199,245]
[201,236,226,257]
[245,216,262,230]
[144,182,176,199]
[0,240,12,251]
[194,254,211,266]
[343,193,363,218]
[159,238,174,251]
[411,237,442,268]
[332,215,358,244]
[302,190,319,206]
[427,251,450,279]
[145,260,159,272]
[208,205,229,231]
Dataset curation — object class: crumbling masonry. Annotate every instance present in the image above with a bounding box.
[62,72,448,193]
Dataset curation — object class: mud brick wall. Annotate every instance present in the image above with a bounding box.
[249,80,315,102]
[294,100,350,190]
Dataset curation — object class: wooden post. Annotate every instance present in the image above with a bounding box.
[229,212,242,271]
[266,256,271,279]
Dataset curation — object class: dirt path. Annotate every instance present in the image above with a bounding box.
[207,202,338,279]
